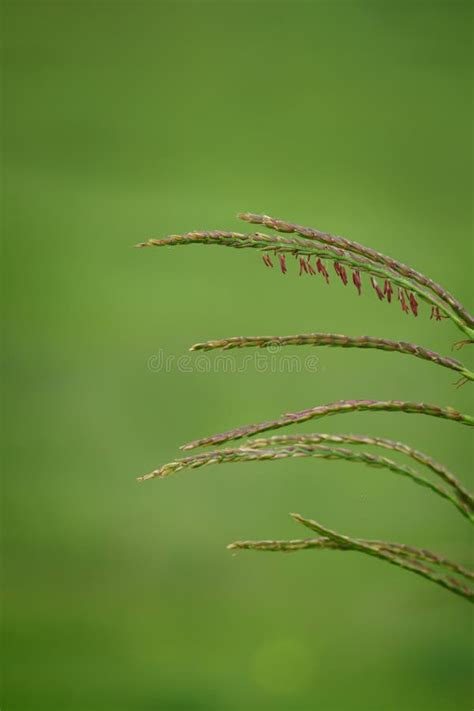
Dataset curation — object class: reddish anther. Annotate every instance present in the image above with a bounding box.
[408,292,418,317]
[384,280,393,303]
[316,259,330,284]
[398,288,409,314]
[352,270,362,295]
[430,306,442,321]
[299,257,309,276]
[371,277,385,301]
[334,262,348,285]
[306,256,316,275]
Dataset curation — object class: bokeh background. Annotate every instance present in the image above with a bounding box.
[2,1,473,709]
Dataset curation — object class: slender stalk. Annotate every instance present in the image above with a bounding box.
[239,212,474,332]
[190,333,474,382]
[247,433,474,514]
[136,229,474,339]
[137,444,469,519]
[181,400,474,451]
[228,537,474,581]
[291,513,473,601]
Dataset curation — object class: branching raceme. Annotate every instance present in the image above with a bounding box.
[137,212,474,601]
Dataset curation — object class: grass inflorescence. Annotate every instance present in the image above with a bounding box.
[229,514,472,602]
[190,333,474,382]
[228,533,474,582]
[137,443,472,520]
[238,212,474,332]
[180,399,474,451]
[137,211,474,601]
[137,220,474,339]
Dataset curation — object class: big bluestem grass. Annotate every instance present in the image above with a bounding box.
[137,212,474,601]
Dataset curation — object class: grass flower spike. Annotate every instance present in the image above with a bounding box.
[137,211,473,601]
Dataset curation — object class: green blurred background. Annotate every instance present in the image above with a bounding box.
[2,1,473,709]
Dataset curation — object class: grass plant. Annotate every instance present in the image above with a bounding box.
[137,212,473,601]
